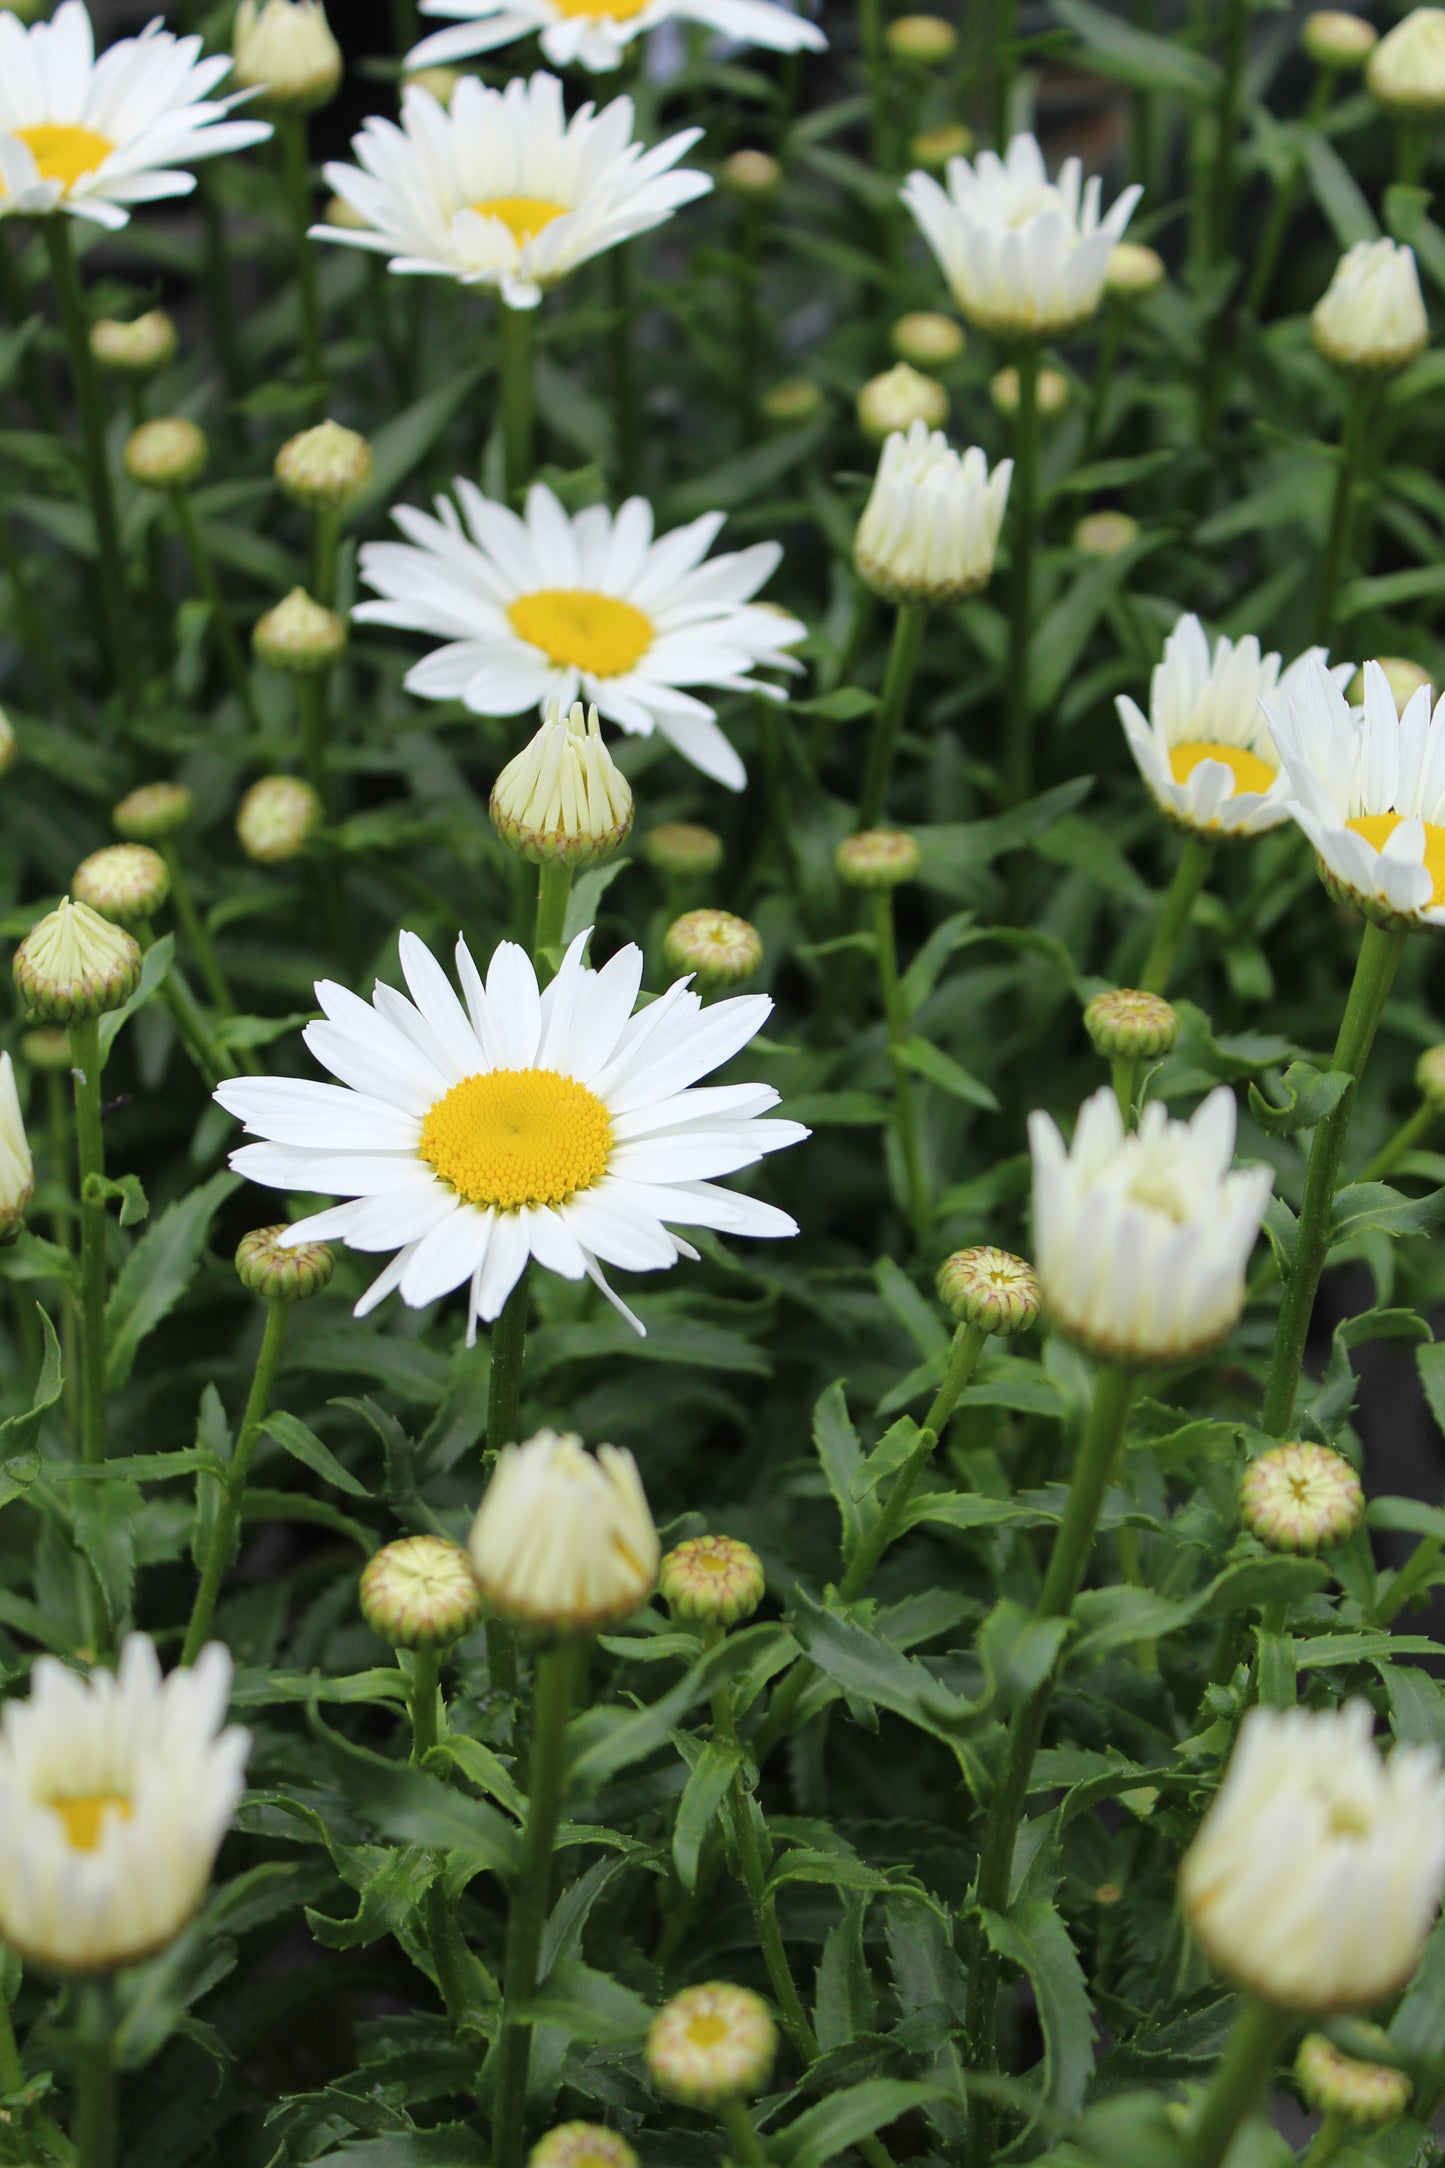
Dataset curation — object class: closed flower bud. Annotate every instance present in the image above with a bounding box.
[886,13,956,61]
[72,844,170,928]
[236,775,323,864]
[648,1983,776,2107]
[659,1535,765,1625]
[0,0,47,22]
[233,0,341,106]
[403,64,463,104]
[20,1028,71,1071]
[891,311,966,367]
[936,1246,1040,1334]
[490,701,632,868]
[529,2127,639,2168]
[1296,2030,1411,2125]
[835,828,920,888]
[1347,656,1432,711]
[14,898,142,1023]
[469,1429,659,1635]
[1104,241,1166,301]
[1367,7,1445,111]
[113,781,194,840]
[1313,240,1428,375]
[643,822,723,879]
[275,419,374,510]
[324,190,371,230]
[1083,988,1179,1061]
[1075,510,1139,557]
[0,1054,34,1238]
[911,122,973,170]
[1303,11,1377,70]
[1240,1441,1363,1552]
[858,362,949,441]
[0,708,16,775]
[663,909,762,988]
[721,148,781,199]
[235,1223,335,1303]
[253,587,347,673]
[124,417,207,490]
[1418,1044,1445,1111]
[90,311,177,377]
[762,378,824,425]
[855,423,1010,604]
[990,363,1070,417]
[360,1535,482,1651]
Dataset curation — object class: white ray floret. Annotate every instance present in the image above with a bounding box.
[854,423,1012,605]
[215,926,808,1342]
[469,1429,659,1632]
[408,0,824,77]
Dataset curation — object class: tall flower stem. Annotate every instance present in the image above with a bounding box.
[1398,122,1429,191]
[533,863,573,979]
[1208,0,1249,261]
[313,507,341,610]
[873,888,928,1243]
[609,244,640,496]
[857,601,927,830]
[134,924,226,1088]
[1261,919,1407,1436]
[1084,303,1121,460]
[840,1321,987,1601]
[709,1661,816,2062]
[1245,71,1334,317]
[991,0,1018,146]
[297,674,330,811]
[199,175,245,428]
[281,113,324,415]
[484,1264,532,1701]
[182,1297,289,1664]
[964,1362,1137,2168]
[71,1981,118,2168]
[1002,344,1041,808]
[489,1637,580,2168]
[169,488,263,734]
[1359,1099,1437,1184]
[42,217,135,708]
[0,1952,24,2119]
[160,840,237,1019]
[1188,1996,1293,2168]
[1314,377,1375,648]
[408,1645,474,2026]
[499,303,535,500]
[71,1017,110,1471]
[1139,834,1215,995]
[719,2101,770,2168]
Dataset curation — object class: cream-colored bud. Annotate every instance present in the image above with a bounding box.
[1417,1044,1445,1111]
[721,148,782,199]
[910,122,973,170]
[835,829,920,888]
[324,191,371,231]
[274,420,374,510]
[663,909,762,988]
[528,2128,639,2168]
[1347,656,1432,711]
[1367,7,1445,111]
[402,65,462,105]
[113,781,194,841]
[858,362,949,441]
[360,1535,481,1650]
[235,1224,335,1303]
[236,775,323,864]
[14,898,142,1023]
[659,1536,765,1625]
[1075,510,1139,557]
[1303,11,1377,69]
[0,708,16,776]
[1313,239,1428,374]
[252,588,347,674]
[643,822,723,878]
[647,1984,776,2107]
[990,363,1070,417]
[890,311,966,367]
[0,1054,34,1239]
[1240,1442,1363,1552]
[855,423,1010,604]
[125,418,208,490]
[1104,241,1166,300]
[72,844,170,928]
[233,0,341,107]
[886,13,956,61]
[1296,2031,1411,2125]
[468,1429,659,1635]
[762,377,824,425]
[1083,988,1179,1060]
[90,311,177,377]
[490,701,632,868]
[936,1246,1040,1334]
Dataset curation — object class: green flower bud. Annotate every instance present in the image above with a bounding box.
[891,311,966,367]
[72,844,170,928]
[236,775,323,864]
[835,829,920,889]
[1240,1442,1364,1553]
[124,417,207,490]
[1296,2029,1410,2125]
[762,377,824,425]
[646,1984,776,2107]
[1083,988,1179,1061]
[90,312,177,377]
[275,420,374,511]
[886,13,956,61]
[721,149,782,200]
[858,362,949,441]
[113,781,194,841]
[659,1535,765,1626]
[663,909,762,988]
[937,1246,1041,1334]
[528,2128,639,2168]
[252,588,347,674]
[911,122,973,170]
[14,898,142,1022]
[643,822,724,878]
[360,1534,483,1651]
[1074,510,1139,557]
[235,1224,335,1302]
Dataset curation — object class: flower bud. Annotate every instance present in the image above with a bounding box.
[1347,656,1432,711]
[360,1535,482,1651]
[663,909,762,988]
[1104,241,1166,301]
[910,122,974,170]
[647,1984,776,2107]
[835,828,920,888]
[14,898,142,1023]
[643,822,723,879]
[886,12,956,61]
[857,362,949,441]
[1418,1044,1445,1112]
[403,64,463,104]
[124,417,208,490]
[990,363,1070,417]
[233,0,341,106]
[659,1535,765,1626]
[1367,7,1445,111]
[1296,2030,1411,2125]
[1303,11,1377,70]
[1313,239,1428,376]
[72,844,170,928]
[0,1054,34,1239]
[936,1246,1041,1335]
[528,2128,639,2168]
[0,0,48,21]
[1240,1442,1364,1553]
[19,1028,71,1071]
[236,775,323,864]
[0,709,16,777]
[855,425,1010,605]
[1083,988,1179,1061]
[252,588,347,674]
[490,701,632,868]
[235,1223,335,1303]
[275,420,374,511]
[469,1429,659,1635]
[891,311,966,367]
[324,191,371,231]
[113,781,194,840]
[1074,510,1139,557]
[762,377,824,425]
[721,148,782,200]
[90,311,177,377]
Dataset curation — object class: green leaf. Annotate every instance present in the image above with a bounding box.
[562,859,628,947]
[358,366,485,510]
[92,1172,149,1228]
[672,1738,740,1891]
[0,1306,63,1494]
[1052,0,1221,96]
[98,933,174,1058]
[307,1708,520,1877]
[979,1897,1093,2113]
[262,1410,371,1499]
[788,1586,979,1745]
[518,1956,652,2043]
[1247,1062,1351,1136]
[307,1847,440,1952]
[305,2133,484,2167]
[104,1170,239,1391]
[814,1900,874,2053]
[895,1036,1000,1114]
[1301,128,1379,248]
[813,1380,872,1559]
[1330,1181,1445,1242]
[771,2081,943,2168]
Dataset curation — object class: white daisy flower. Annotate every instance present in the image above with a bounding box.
[407,0,824,78]
[311,72,710,310]
[0,0,271,231]
[0,1635,248,1973]
[901,130,1142,339]
[1116,612,1353,840]
[1265,657,1445,930]
[354,479,806,791]
[215,925,809,1342]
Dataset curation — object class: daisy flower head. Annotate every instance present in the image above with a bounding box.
[355,478,806,790]
[407,0,824,78]
[312,71,710,309]
[1116,612,1353,839]
[901,131,1142,339]
[0,0,272,230]
[214,925,808,1342]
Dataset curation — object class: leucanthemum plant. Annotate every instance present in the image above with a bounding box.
[407,0,825,74]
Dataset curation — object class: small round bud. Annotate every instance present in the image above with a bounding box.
[275,419,374,511]
[1104,242,1166,301]
[72,844,170,928]
[113,781,194,840]
[1074,510,1139,557]
[324,191,371,231]
[1240,1442,1364,1553]
[886,12,956,60]
[90,311,177,377]
[403,64,462,105]
[360,1534,482,1651]
[1296,2030,1411,2125]
[236,1224,335,1303]
[1418,1045,1445,1111]
[1083,988,1179,1061]
[643,822,723,879]
[14,898,142,1023]
[911,122,973,170]
[253,587,347,674]
[233,0,341,106]
[1303,11,1377,70]
[835,828,920,889]
[721,148,782,200]
[990,364,1070,417]
[491,701,633,869]
[236,775,323,864]
[663,909,762,988]
[1367,7,1445,113]
[858,362,949,441]
[124,417,207,490]
[646,1984,777,2108]
[659,1536,765,1626]
[1347,656,1432,712]
[528,2128,639,2168]
[936,1246,1041,1335]
[890,311,966,367]
[0,708,16,777]
[19,1027,72,1071]
[762,377,824,425]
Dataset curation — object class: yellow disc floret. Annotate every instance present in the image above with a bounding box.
[473,195,569,242]
[509,589,654,677]
[14,123,114,189]
[552,0,650,15]
[48,1792,133,1851]
[420,1068,612,1210]
[1346,813,1445,904]
[1169,741,1277,794]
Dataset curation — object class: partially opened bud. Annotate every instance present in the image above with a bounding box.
[854,425,1010,604]
[14,898,142,1022]
[324,191,370,230]
[0,1053,34,1239]
[721,148,781,200]
[360,1535,482,1651]
[490,701,632,867]
[468,1429,659,1635]
[835,829,920,888]
[1104,242,1166,302]
[124,418,207,490]
[1347,656,1432,711]
[911,122,973,170]
[647,1984,776,2107]
[113,781,194,840]
[990,364,1070,417]
[233,0,342,107]
[235,1224,335,1303]
[886,13,956,61]
[1303,11,1377,70]
[1083,988,1179,1061]
[663,909,761,988]
[937,1246,1040,1334]
[253,588,347,674]
[275,420,374,510]
[858,362,949,441]
[643,822,723,879]
[1296,2030,1411,2125]
[1313,240,1428,375]
[891,311,966,366]
[1075,510,1139,557]
[236,775,323,863]
[1367,7,1445,111]
[1240,1442,1363,1552]
[1417,1044,1445,1111]
[72,844,170,928]
[91,311,177,377]
[659,1536,765,1626]
[528,2128,639,2168]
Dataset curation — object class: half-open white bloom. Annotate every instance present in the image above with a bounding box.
[1180,1702,1445,2012]
[854,422,1012,605]
[901,131,1141,338]
[1367,7,1445,112]
[1028,1086,1272,1365]
[1312,239,1428,373]
[408,0,824,76]
[1266,658,1445,929]
[469,1429,659,1631]
[312,72,709,309]
[0,0,271,230]
[0,1636,248,1973]
[491,698,633,866]
[0,1053,33,1236]
[215,925,807,1341]
[355,479,805,790]
[233,0,342,109]
[1117,613,1352,839]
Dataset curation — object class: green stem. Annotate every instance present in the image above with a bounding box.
[1188,1997,1293,2168]
[499,303,535,500]
[170,488,263,732]
[181,1297,289,1663]
[71,1018,108,1471]
[1301,2116,1348,2168]
[1139,833,1215,995]
[161,840,236,1019]
[314,508,340,610]
[134,922,225,1086]
[1314,377,1375,648]
[991,0,1018,146]
[281,113,324,415]
[737,202,765,444]
[1084,305,1120,459]
[0,225,62,432]
[486,1263,531,1465]
[840,1322,987,1601]
[1003,345,1040,808]
[297,672,330,811]
[532,862,573,981]
[0,1955,24,2102]
[719,2099,769,2168]
[390,0,419,57]
[408,1645,474,2026]
[199,173,244,428]
[1245,72,1334,317]
[1112,1054,1139,1124]
[874,889,928,1242]
[0,513,85,727]
[609,244,640,496]
[1261,920,1408,1436]
[1358,1098,1437,1184]
[714,1712,816,2060]
[858,600,927,829]
[71,1981,117,2168]
[1398,121,1429,191]
[1209,0,1249,260]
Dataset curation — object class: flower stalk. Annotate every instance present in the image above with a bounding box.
[170,487,264,733]
[182,1296,290,1664]
[280,110,324,413]
[1187,1997,1294,2168]
[1003,343,1040,807]
[71,1016,110,1471]
[1315,376,1375,647]
[840,1320,987,1600]
[873,886,928,1242]
[71,1979,119,2168]
[499,303,535,499]
[1139,834,1215,994]
[858,600,927,829]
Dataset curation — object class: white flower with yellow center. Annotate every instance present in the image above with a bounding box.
[0,0,271,230]
[407,0,824,76]
[355,479,804,790]
[0,1635,248,1973]
[312,72,709,309]
[1179,1701,1445,2012]
[854,422,1012,605]
[1266,657,1445,929]
[215,925,807,1341]
[1028,1085,1272,1365]
[469,1428,659,1632]
[1116,613,1352,839]
[901,130,1142,338]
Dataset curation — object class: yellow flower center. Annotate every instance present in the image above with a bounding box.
[1346,813,1445,906]
[551,0,651,16]
[508,589,654,678]
[13,123,115,190]
[470,195,568,243]
[419,1068,612,1210]
[686,2012,731,2048]
[1169,740,1278,795]
[48,1791,133,1851]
